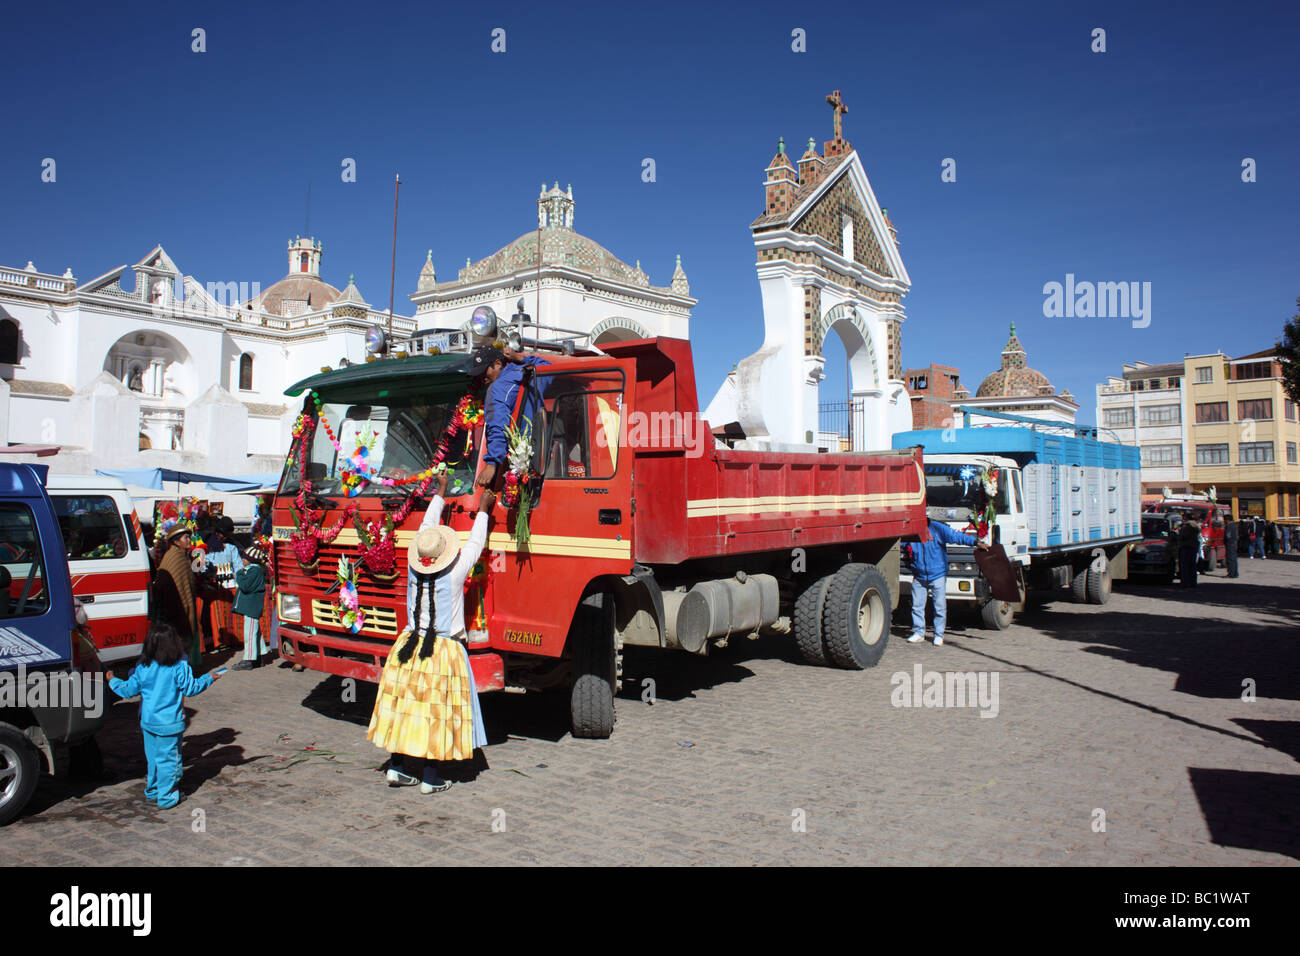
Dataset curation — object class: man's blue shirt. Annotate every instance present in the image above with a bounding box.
[484,356,550,466]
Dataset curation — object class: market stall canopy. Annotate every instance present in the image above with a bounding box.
[0,444,61,457]
[204,473,282,493]
[95,467,265,490]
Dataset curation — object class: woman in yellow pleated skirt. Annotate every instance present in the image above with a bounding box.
[365,478,494,793]
[367,627,476,762]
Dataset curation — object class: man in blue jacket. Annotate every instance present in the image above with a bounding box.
[907,519,987,646]
[471,344,550,489]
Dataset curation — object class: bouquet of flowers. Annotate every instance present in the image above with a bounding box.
[334,556,365,634]
[502,419,534,547]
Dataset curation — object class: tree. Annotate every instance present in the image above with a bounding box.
[1278,297,1300,405]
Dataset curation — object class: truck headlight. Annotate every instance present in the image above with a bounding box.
[279,592,301,623]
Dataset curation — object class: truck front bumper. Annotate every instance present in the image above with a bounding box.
[277,625,506,691]
[898,571,989,605]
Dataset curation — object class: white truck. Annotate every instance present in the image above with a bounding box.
[892,419,1142,629]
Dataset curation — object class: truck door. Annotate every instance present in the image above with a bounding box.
[1007,469,1031,561]
[490,362,635,656]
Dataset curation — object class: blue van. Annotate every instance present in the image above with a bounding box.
[0,462,107,825]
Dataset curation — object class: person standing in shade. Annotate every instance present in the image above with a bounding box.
[905,518,988,646]
[1177,516,1202,588]
[152,515,201,669]
[1222,513,1239,578]
[232,545,268,670]
[106,621,221,809]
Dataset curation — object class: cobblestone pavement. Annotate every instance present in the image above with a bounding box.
[4,556,1297,866]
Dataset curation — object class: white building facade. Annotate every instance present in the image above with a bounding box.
[0,240,415,484]
[1095,360,1189,496]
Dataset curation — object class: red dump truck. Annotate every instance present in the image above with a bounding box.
[271,335,926,737]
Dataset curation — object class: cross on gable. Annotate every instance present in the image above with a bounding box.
[825,89,852,156]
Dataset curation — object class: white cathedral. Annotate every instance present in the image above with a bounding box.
[0,193,696,485]
[0,90,911,488]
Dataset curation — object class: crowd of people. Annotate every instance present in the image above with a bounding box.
[106,341,547,809]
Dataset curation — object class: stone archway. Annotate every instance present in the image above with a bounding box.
[817,301,882,450]
[591,316,649,345]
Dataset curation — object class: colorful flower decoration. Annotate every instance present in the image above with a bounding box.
[334,556,365,634]
[502,419,535,546]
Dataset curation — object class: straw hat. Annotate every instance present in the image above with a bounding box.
[408,525,460,575]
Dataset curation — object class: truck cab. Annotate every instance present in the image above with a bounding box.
[0,462,106,825]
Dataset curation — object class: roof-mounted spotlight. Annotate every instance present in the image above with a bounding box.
[470,305,498,339]
[365,325,388,356]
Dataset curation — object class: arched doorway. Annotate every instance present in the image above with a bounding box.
[103,330,195,451]
[817,302,881,451]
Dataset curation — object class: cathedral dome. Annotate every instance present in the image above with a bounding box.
[974,323,1056,398]
[246,237,342,317]
[249,274,342,317]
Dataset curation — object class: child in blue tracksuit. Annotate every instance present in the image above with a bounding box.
[107,622,221,808]
[906,519,985,646]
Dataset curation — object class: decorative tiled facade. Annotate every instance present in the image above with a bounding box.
[803,285,822,356]
[791,174,891,278]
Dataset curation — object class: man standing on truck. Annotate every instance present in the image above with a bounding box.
[471,344,550,489]
[906,519,988,646]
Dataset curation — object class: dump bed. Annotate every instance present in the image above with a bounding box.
[599,338,927,565]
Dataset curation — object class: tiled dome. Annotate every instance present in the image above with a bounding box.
[974,323,1055,398]
[249,274,341,317]
[458,230,653,288]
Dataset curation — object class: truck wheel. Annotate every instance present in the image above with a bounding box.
[0,724,39,826]
[821,564,890,669]
[1086,564,1112,605]
[1071,567,1089,603]
[569,594,616,739]
[793,574,834,666]
[980,599,1014,630]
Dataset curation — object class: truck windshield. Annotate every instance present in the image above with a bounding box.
[1141,516,1173,539]
[924,467,1011,515]
[280,399,477,498]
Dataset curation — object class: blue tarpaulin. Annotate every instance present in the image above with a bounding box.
[95,468,280,492]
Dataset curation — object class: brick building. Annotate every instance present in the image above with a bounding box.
[904,363,967,430]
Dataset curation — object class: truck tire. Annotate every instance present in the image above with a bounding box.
[1086,564,1112,605]
[821,564,890,670]
[793,574,834,666]
[1071,566,1089,603]
[570,594,616,739]
[980,598,1014,630]
[0,724,39,826]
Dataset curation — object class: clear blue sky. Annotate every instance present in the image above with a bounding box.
[3,0,1297,426]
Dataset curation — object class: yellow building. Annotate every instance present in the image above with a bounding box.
[1184,349,1300,522]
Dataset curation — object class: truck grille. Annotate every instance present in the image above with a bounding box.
[311,599,400,636]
